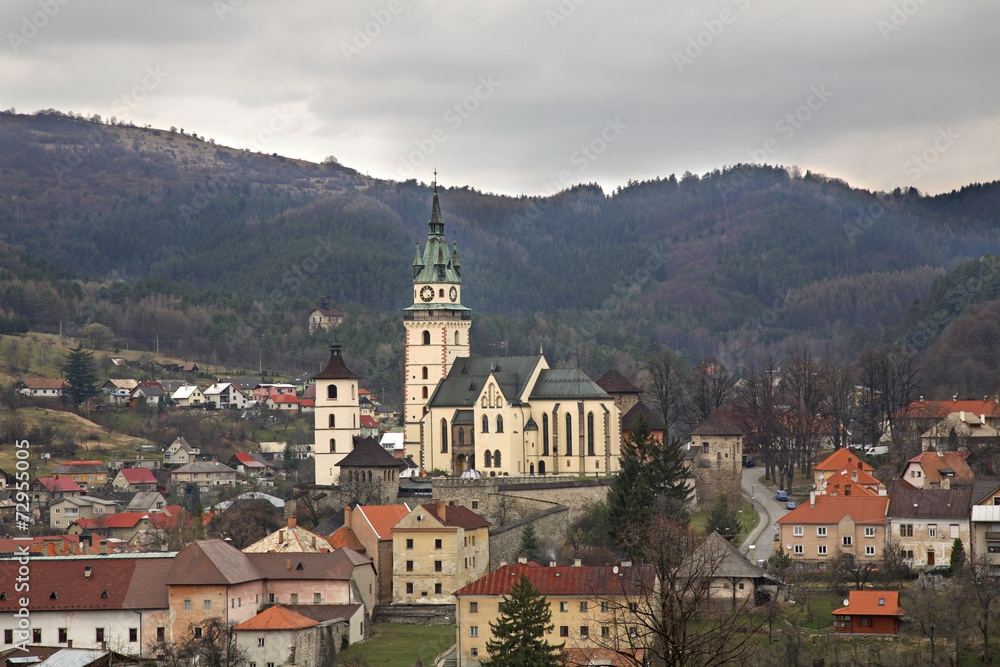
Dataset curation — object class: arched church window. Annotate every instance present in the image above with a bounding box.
[484,451,492,468]
[496,415,504,433]
[422,331,431,345]
[328,385,337,400]
[494,450,502,468]
[482,415,489,433]
[565,413,573,456]
[330,438,336,453]
[458,428,465,445]
[422,367,428,380]
[587,412,595,456]
[422,387,428,399]
[441,419,448,453]
[542,414,549,455]
[329,415,335,428]
[455,331,460,345]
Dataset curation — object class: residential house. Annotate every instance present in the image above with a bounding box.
[338,504,411,604]
[106,457,161,471]
[817,468,884,497]
[904,398,1000,433]
[380,432,405,459]
[51,461,109,491]
[169,461,238,491]
[392,501,491,605]
[832,590,904,634]
[920,411,999,452]
[164,437,200,465]
[0,553,175,656]
[217,378,261,396]
[360,414,380,439]
[257,441,314,461]
[689,532,781,605]
[172,385,206,407]
[454,561,656,667]
[359,396,375,418]
[101,379,138,405]
[902,451,975,489]
[111,467,158,493]
[31,476,83,509]
[308,297,344,333]
[129,382,166,407]
[234,606,352,666]
[886,481,972,569]
[182,362,199,373]
[125,491,167,513]
[814,448,875,491]
[971,504,1000,563]
[291,372,315,395]
[228,452,269,478]
[264,393,302,411]
[16,378,67,397]
[253,383,297,402]
[203,382,251,410]
[49,495,118,529]
[689,409,744,510]
[777,494,889,568]
[68,512,160,546]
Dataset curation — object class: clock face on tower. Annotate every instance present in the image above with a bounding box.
[420,285,434,302]
[449,286,458,302]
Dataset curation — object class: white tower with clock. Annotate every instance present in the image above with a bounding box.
[403,183,471,468]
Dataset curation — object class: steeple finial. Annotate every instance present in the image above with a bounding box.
[428,173,444,237]
[433,168,437,193]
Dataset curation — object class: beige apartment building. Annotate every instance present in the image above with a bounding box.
[777,494,889,568]
[392,502,490,605]
[886,481,972,569]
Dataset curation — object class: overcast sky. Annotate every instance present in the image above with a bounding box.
[2,0,997,197]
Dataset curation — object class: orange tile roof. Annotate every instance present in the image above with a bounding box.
[906,399,1000,420]
[815,448,873,473]
[777,495,888,525]
[357,504,411,540]
[233,605,318,631]
[821,471,879,497]
[906,451,974,483]
[832,590,903,617]
[327,526,366,553]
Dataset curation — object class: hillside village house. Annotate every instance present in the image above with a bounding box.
[169,461,237,491]
[67,512,163,546]
[228,452,269,478]
[253,383,297,402]
[111,467,158,493]
[164,437,199,465]
[16,378,67,397]
[886,481,972,568]
[308,297,344,333]
[392,502,490,605]
[129,382,166,407]
[31,476,83,508]
[101,378,138,405]
[49,495,117,529]
[777,494,889,568]
[920,411,999,451]
[454,561,656,667]
[125,491,167,513]
[171,384,206,407]
[203,382,251,410]
[902,450,974,489]
[51,461,109,490]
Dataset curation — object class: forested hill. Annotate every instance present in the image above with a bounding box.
[2,110,1000,370]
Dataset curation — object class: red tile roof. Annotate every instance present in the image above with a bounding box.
[906,399,1000,420]
[821,470,879,496]
[455,562,655,597]
[327,526,366,553]
[906,451,974,483]
[117,468,157,484]
[234,605,318,631]
[74,513,153,530]
[815,448,874,473]
[20,378,68,390]
[356,505,411,540]
[360,415,379,428]
[36,476,83,493]
[417,502,491,530]
[832,590,904,617]
[233,452,267,468]
[777,495,888,525]
[269,393,300,404]
[299,398,315,408]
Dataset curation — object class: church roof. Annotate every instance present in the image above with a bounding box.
[412,187,462,286]
[428,356,545,407]
[336,437,407,470]
[313,344,359,381]
[528,369,612,401]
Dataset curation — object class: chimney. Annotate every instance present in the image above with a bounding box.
[518,557,527,564]
[84,565,92,578]
[573,559,582,567]
[344,505,352,529]
[288,516,297,529]
[67,640,72,648]
[286,558,292,570]
[499,560,507,568]
[434,500,447,522]
[621,561,632,567]
[100,540,108,555]
[809,491,816,507]
[549,561,557,567]
[851,470,858,482]
[83,541,89,555]
[942,478,951,490]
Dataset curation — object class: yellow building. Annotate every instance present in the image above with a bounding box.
[392,501,490,605]
[777,494,889,568]
[454,561,656,667]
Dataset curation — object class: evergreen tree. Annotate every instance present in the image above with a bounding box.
[951,537,966,576]
[483,573,563,667]
[62,345,99,406]
[606,428,655,553]
[706,493,742,544]
[519,521,541,563]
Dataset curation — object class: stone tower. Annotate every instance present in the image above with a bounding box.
[403,183,471,470]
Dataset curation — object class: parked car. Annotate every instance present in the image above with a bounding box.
[785,500,797,510]
[924,565,952,577]
[742,456,755,468]
[775,490,788,501]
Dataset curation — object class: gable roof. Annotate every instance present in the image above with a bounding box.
[906,451,974,484]
[595,370,641,394]
[906,399,1000,420]
[246,548,371,580]
[410,502,491,530]
[832,590,903,617]
[356,504,411,540]
[166,539,264,585]
[19,378,68,390]
[455,562,655,597]
[360,415,379,428]
[887,481,973,520]
[313,344,360,380]
[232,452,268,468]
[171,461,237,475]
[242,520,334,553]
[691,408,745,436]
[429,356,545,407]
[777,495,888,525]
[126,491,166,510]
[172,385,203,400]
[233,605,318,631]
[116,468,157,484]
[327,526,366,553]
[621,401,665,431]
[529,368,612,400]
[815,448,874,473]
[821,470,879,496]
[337,437,406,470]
[52,461,109,475]
[690,532,774,581]
[36,476,83,493]
[284,603,363,623]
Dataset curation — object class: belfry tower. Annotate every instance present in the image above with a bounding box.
[403,181,471,468]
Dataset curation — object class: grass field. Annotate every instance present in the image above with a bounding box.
[691,498,759,542]
[339,624,456,667]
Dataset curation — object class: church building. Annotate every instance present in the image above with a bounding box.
[402,185,622,476]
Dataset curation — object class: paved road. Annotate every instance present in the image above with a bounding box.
[739,466,790,563]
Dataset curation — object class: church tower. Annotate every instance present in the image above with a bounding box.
[313,343,361,485]
[403,183,471,468]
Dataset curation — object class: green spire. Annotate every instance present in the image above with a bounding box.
[428,180,445,237]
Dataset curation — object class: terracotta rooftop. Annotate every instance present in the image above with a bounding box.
[233,605,318,631]
[36,476,83,493]
[906,399,1000,420]
[353,504,411,540]
[116,468,157,484]
[777,495,888,525]
[595,370,640,394]
[327,526,366,553]
[815,448,874,473]
[832,590,904,617]
[455,562,655,597]
[413,501,491,530]
[906,451,974,484]
[360,415,379,428]
[821,470,879,496]
[20,378,68,390]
